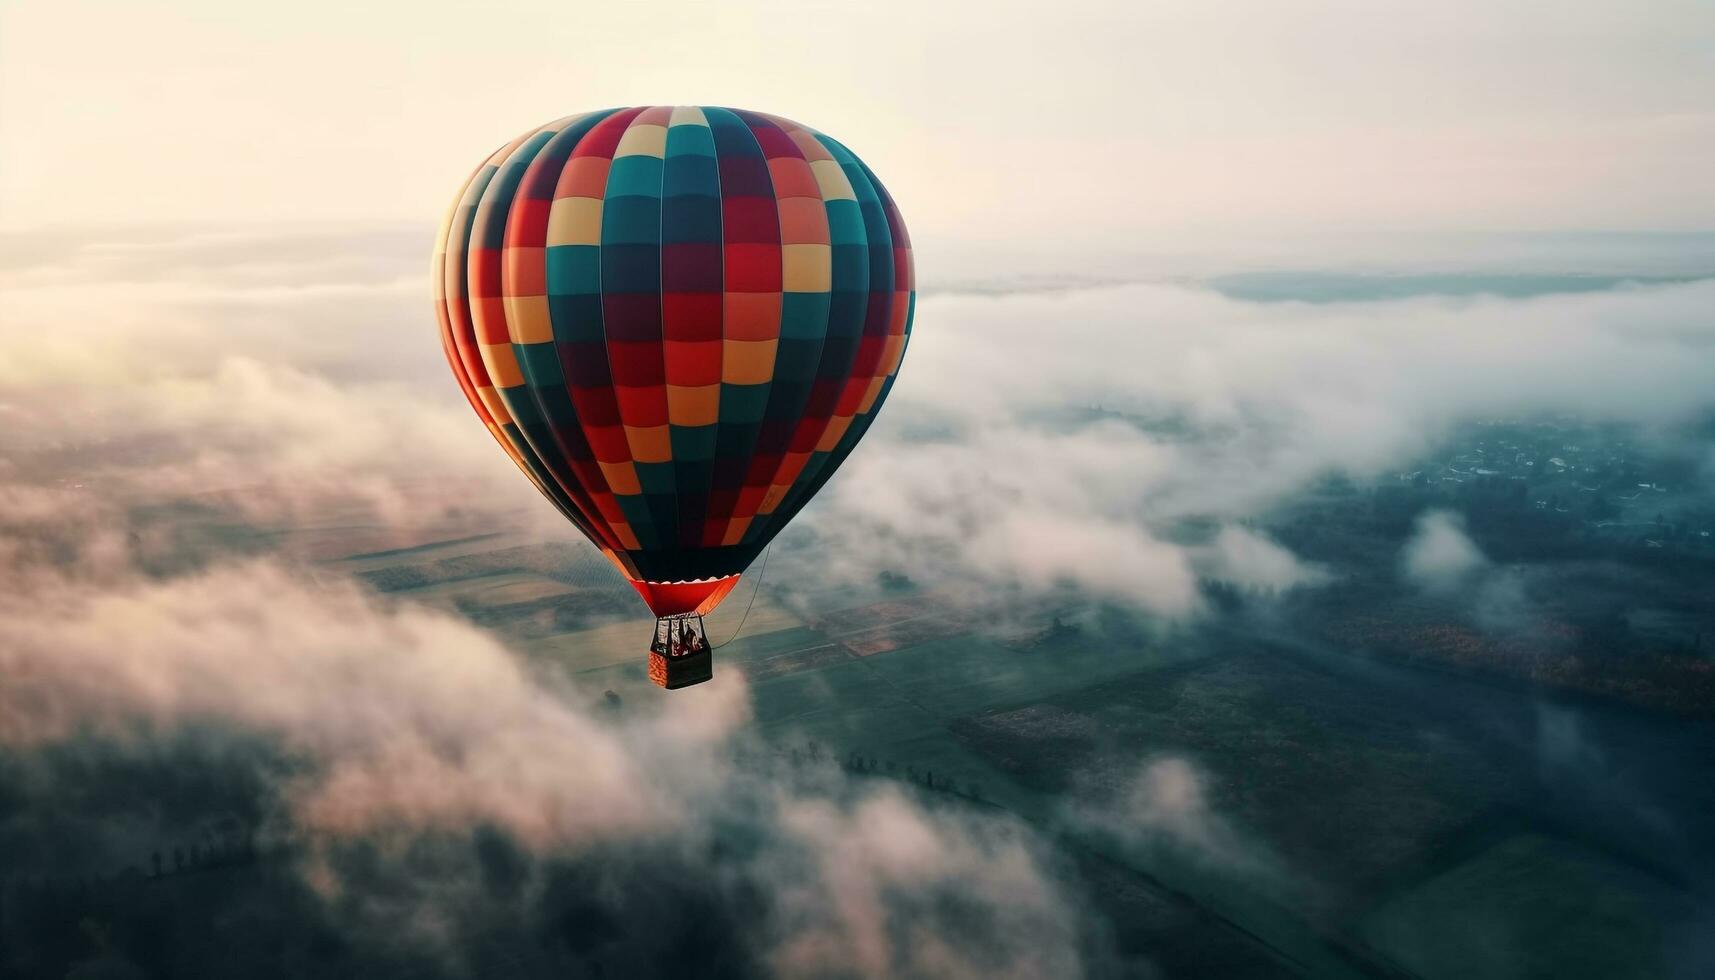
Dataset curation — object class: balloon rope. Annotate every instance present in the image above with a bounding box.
[713,545,771,650]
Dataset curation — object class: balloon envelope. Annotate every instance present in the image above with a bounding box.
[433,107,914,617]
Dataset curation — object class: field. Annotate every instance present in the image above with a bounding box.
[285,504,1713,980]
[16,447,1706,980]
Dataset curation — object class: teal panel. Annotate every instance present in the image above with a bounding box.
[605,155,664,199]
[718,382,772,424]
[780,292,831,341]
[546,245,601,296]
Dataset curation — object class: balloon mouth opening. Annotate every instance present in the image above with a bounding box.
[629,575,742,618]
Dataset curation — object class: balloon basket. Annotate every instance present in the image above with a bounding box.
[647,647,712,689]
[647,616,714,690]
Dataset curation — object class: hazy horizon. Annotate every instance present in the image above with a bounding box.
[5,0,1714,244]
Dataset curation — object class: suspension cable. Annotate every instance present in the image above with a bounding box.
[712,545,771,649]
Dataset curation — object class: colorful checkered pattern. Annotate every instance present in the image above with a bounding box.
[435,107,914,599]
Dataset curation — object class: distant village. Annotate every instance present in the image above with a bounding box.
[1388,417,1713,552]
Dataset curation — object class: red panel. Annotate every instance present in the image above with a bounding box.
[772,452,811,486]
[744,452,782,484]
[614,385,670,427]
[629,575,742,617]
[732,485,768,519]
[834,380,867,418]
[571,106,646,159]
[662,293,723,342]
[473,297,510,344]
[722,196,781,244]
[700,522,728,548]
[588,488,627,525]
[850,334,886,377]
[702,490,739,546]
[748,125,800,158]
[664,340,722,385]
[570,387,623,428]
[504,197,551,249]
[446,296,494,388]
[439,323,489,422]
[793,381,842,439]
[469,248,503,298]
[583,424,632,462]
[608,340,667,386]
[724,244,782,292]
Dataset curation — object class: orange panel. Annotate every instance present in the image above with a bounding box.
[624,423,673,464]
[722,339,778,384]
[720,517,753,546]
[777,198,831,244]
[557,157,611,198]
[723,292,783,341]
[599,459,642,495]
[667,383,721,426]
[767,158,821,198]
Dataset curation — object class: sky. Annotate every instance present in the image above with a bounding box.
[3,0,1714,273]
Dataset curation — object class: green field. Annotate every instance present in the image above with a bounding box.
[312,521,1714,980]
[1362,834,1697,980]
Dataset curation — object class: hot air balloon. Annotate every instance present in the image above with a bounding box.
[433,107,913,689]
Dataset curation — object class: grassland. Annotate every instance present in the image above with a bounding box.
[289,508,1715,979]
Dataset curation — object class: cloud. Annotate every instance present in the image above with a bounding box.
[5,224,1715,975]
[10,228,1715,622]
[885,278,1715,496]
[1068,756,1289,898]
[0,227,437,391]
[0,229,550,532]
[0,559,683,845]
[801,276,1715,613]
[764,790,1087,979]
[1399,510,1488,593]
[1193,525,1328,594]
[0,503,1095,975]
